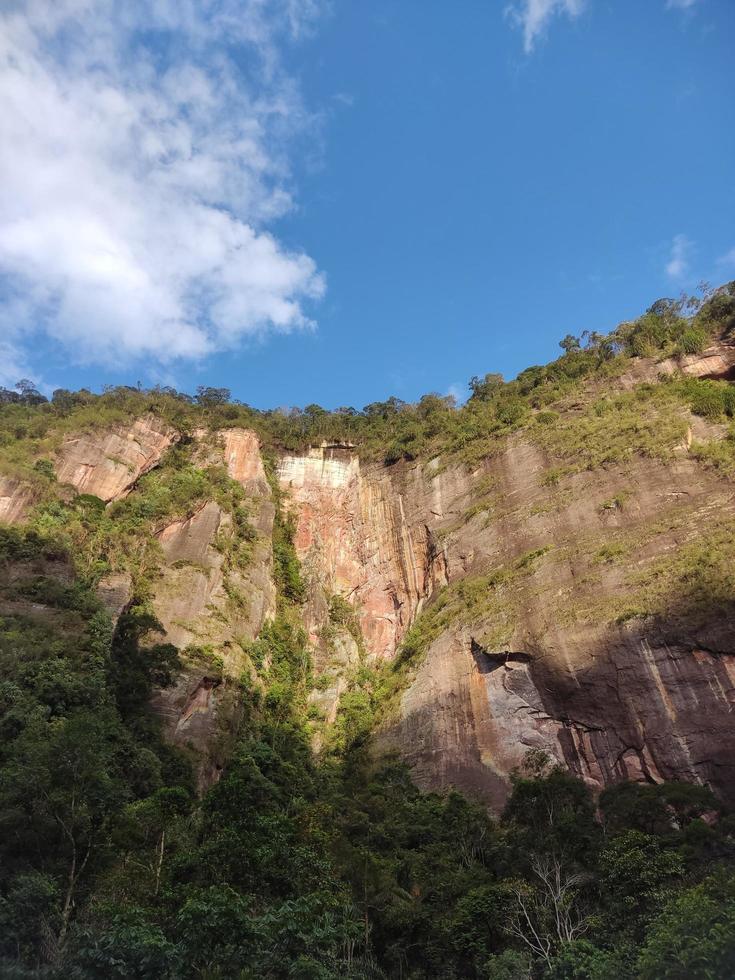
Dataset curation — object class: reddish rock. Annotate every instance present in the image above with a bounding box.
[277,444,447,663]
[373,438,735,810]
[222,428,268,488]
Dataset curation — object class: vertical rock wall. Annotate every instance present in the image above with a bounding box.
[150,428,276,789]
[54,414,177,501]
[276,444,447,664]
[377,440,735,810]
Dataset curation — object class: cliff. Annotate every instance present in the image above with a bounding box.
[271,335,735,808]
[1,304,734,809]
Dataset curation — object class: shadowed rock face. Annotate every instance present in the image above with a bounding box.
[54,414,177,502]
[96,571,133,623]
[268,415,735,810]
[3,389,735,807]
[375,440,735,810]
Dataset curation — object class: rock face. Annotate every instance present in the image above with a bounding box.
[0,476,38,524]
[150,429,276,790]
[376,441,735,810]
[96,571,133,623]
[619,336,735,388]
[660,338,735,380]
[271,430,735,809]
[54,414,176,501]
[277,444,447,664]
[4,397,735,810]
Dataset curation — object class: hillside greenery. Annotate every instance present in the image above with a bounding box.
[1,282,733,479]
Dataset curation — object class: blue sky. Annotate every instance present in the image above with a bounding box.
[1,0,733,409]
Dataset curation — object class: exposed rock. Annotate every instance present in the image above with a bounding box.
[659,339,735,381]
[0,476,38,524]
[54,414,176,502]
[277,444,447,663]
[149,430,276,790]
[619,337,735,388]
[8,394,735,810]
[222,428,269,489]
[96,570,133,623]
[150,672,240,792]
[377,438,735,810]
[151,499,271,655]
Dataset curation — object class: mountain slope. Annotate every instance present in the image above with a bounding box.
[1,283,735,976]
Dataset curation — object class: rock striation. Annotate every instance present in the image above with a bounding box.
[376,441,735,809]
[3,386,735,810]
[277,444,447,663]
[54,414,177,501]
[0,476,38,524]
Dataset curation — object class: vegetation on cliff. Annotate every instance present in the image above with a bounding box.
[2,511,735,977]
[1,283,735,977]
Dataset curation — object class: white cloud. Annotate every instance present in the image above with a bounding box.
[0,0,326,383]
[666,0,700,9]
[507,0,585,53]
[446,383,465,406]
[717,247,735,271]
[665,233,693,280]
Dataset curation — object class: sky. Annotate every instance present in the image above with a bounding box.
[0,0,733,409]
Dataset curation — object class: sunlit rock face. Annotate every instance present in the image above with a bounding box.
[3,399,735,808]
[619,336,735,388]
[221,428,269,488]
[0,476,38,524]
[276,444,447,663]
[659,338,735,381]
[271,428,735,809]
[54,414,177,502]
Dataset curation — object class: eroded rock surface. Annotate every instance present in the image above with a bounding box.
[54,414,176,501]
[0,476,38,524]
[277,444,447,664]
[4,398,735,809]
[376,439,735,810]
[96,570,133,623]
[619,336,735,388]
[660,338,735,380]
[150,429,276,789]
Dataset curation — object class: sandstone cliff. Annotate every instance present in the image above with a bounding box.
[150,428,276,788]
[2,330,734,809]
[375,443,735,809]
[272,341,735,809]
[54,414,177,501]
